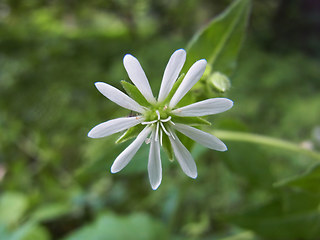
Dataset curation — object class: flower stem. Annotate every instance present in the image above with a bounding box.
[212,130,320,161]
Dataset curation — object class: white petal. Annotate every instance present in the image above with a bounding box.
[158,49,186,102]
[123,54,156,104]
[169,59,207,108]
[148,130,162,190]
[111,126,152,173]
[88,116,143,138]
[172,98,233,117]
[95,82,145,113]
[169,132,197,179]
[173,123,227,151]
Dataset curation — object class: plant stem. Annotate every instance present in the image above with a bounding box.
[212,130,320,161]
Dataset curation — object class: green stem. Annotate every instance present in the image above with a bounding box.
[212,130,320,161]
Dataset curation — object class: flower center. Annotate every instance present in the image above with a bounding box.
[141,106,175,145]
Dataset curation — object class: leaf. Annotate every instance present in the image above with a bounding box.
[171,116,211,126]
[184,0,251,76]
[228,190,320,240]
[222,142,274,188]
[0,192,28,227]
[120,80,150,107]
[9,223,50,240]
[275,163,320,194]
[115,124,144,144]
[31,203,72,222]
[63,213,168,240]
[218,231,256,240]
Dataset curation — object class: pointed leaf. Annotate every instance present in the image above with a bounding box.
[184,0,251,76]
[275,163,320,193]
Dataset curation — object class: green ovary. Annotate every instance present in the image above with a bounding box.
[143,105,170,122]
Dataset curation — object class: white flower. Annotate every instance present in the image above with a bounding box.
[88,49,233,190]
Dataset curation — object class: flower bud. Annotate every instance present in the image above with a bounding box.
[208,72,231,93]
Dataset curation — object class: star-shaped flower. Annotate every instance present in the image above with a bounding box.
[88,49,233,190]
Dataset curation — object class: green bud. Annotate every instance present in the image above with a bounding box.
[208,72,231,93]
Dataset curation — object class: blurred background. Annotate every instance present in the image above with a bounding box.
[0,0,320,239]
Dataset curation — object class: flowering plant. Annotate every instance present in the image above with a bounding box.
[88,49,233,189]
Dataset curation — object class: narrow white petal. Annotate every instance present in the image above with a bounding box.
[169,132,197,179]
[148,131,162,190]
[158,49,186,102]
[173,123,227,151]
[95,82,145,113]
[169,59,207,108]
[88,116,143,138]
[123,54,156,104]
[172,98,233,117]
[111,126,152,173]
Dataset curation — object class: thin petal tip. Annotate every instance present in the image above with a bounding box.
[197,59,207,65]
[94,81,107,90]
[87,128,100,138]
[123,54,135,63]
[151,182,161,190]
[87,131,94,138]
[227,99,234,107]
[174,48,186,55]
[220,146,228,152]
[110,166,119,174]
[190,172,198,179]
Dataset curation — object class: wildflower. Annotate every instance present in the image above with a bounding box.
[88,49,233,190]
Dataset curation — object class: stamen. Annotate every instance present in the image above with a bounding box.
[169,120,175,125]
[160,129,163,146]
[161,116,171,122]
[155,122,159,142]
[169,129,175,140]
[160,122,170,136]
[142,120,157,125]
[156,110,160,120]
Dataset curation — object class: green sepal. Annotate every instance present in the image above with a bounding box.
[171,116,211,126]
[176,131,195,151]
[162,134,174,162]
[115,124,144,144]
[162,73,185,104]
[120,80,150,107]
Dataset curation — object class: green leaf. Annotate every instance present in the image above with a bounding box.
[63,213,168,240]
[9,223,50,240]
[0,192,28,227]
[171,116,211,126]
[218,231,256,240]
[184,0,251,76]
[228,190,320,240]
[275,163,320,193]
[31,203,72,222]
[115,124,144,144]
[120,80,150,107]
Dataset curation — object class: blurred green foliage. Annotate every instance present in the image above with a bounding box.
[0,0,320,239]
